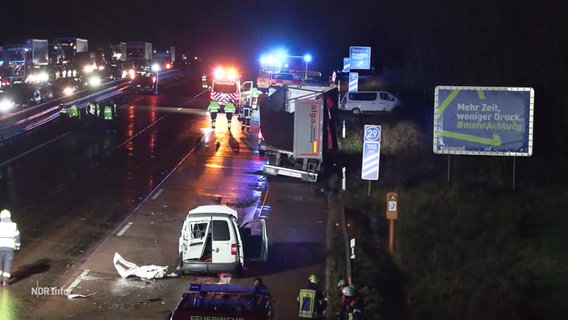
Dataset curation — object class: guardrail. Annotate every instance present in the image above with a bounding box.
[0,69,180,143]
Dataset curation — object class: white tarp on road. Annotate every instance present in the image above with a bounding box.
[113,252,168,279]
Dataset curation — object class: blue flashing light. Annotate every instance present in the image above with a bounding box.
[304,54,312,62]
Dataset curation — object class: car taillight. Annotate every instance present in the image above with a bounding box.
[231,243,237,255]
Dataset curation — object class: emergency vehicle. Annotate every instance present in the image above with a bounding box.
[168,283,275,320]
[210,67,253,110]
[256,71,304,92]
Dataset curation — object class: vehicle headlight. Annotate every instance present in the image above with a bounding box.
[63,86,75,96]
[0,98,16,113]
[88,76,102,87]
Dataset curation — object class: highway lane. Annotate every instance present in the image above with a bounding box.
[0,68,328,320]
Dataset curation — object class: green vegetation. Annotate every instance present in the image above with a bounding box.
[329,113,568,319]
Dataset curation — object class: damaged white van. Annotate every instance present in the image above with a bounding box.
[175,205,268,276]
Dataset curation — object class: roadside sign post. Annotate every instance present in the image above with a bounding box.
[361,125,381,196]
[348,72,359,92]
[386,192,398,254]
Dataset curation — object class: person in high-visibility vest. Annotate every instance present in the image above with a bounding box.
[224,100,236,129]
[207,98,221,129]
[103,102,116,132]
[297,274,327,319]
[69,104,80,119]
[241,99,252,132]
[87,102,100,118]
[0,209,21,287]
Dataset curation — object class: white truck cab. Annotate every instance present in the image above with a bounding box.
[176,205,268,276]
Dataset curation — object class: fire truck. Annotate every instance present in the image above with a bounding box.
[210,66,253,110]
[168,283,275,320]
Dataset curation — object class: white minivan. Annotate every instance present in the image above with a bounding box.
[175,205,268,276]
[340,91,401,115]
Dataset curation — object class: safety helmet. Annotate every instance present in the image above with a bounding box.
[337,279,346,287]
[308,274,319,285]
[342,286,356,297]
[0,209,11,219]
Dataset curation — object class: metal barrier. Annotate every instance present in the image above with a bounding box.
[0,69,180,143]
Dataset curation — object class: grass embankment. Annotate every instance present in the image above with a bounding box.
[328,114,568,320]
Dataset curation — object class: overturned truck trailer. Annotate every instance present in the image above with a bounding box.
[259,85,338,182]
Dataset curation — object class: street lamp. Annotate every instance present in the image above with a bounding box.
[303,54,312,81]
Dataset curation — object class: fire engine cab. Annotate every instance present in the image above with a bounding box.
[210,67,253,111]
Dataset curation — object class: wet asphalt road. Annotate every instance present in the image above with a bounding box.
[0,69,328,319]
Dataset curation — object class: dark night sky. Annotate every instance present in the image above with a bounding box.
[0,0,403,76]
[1,0,566,84]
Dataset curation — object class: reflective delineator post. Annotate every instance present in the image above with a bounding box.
[386,192,398,254]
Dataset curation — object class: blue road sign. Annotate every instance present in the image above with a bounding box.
[349,46,371,70]
[364,125,381,142]
[362,141,380,180]
[343,57,350,72]
[349,72,358,92]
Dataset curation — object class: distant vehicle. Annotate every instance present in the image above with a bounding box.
[0,91,17,114]
[129,72,156,94]
[6,82,53,107]
[175,205,268,276]
[109,60,136,80]
[50,76,86,97]
[256,71,304,92]
[339,90,401,115]
[168,283,275,320]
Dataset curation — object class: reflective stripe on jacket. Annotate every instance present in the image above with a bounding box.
[208,100,220,112]
[224,102,236,113]
[298,288,317,318]
[0,222,20,249]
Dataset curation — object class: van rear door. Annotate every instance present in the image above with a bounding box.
[241,219,268,262]
[211,219,237,263]
[182,219,211,260]
[240,80,253,107]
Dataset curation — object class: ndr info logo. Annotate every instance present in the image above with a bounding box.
[31,281,69,297]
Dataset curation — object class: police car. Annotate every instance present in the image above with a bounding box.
[167,283,275,320]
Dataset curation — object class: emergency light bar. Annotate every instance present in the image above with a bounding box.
[188,283,268,295]
[213,67,239,80]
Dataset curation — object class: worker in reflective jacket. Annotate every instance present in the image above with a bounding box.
[298,274,327,319]
[69,104,80,119]
[224,100,236,129]
[0,209,21,287]
[87,102,100,118]
[103,101,117,132]
[207,98,221,129]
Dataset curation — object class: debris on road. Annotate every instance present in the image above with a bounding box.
[67,292,96,299]
[113,252,168,279]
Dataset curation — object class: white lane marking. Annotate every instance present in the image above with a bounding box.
[66,269,90,293]
[151,188,164,200]
[116,222,133,237]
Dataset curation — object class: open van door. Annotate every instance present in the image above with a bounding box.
[181,219,211,260]
[240,80,253,105]
[241,219,268,262]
